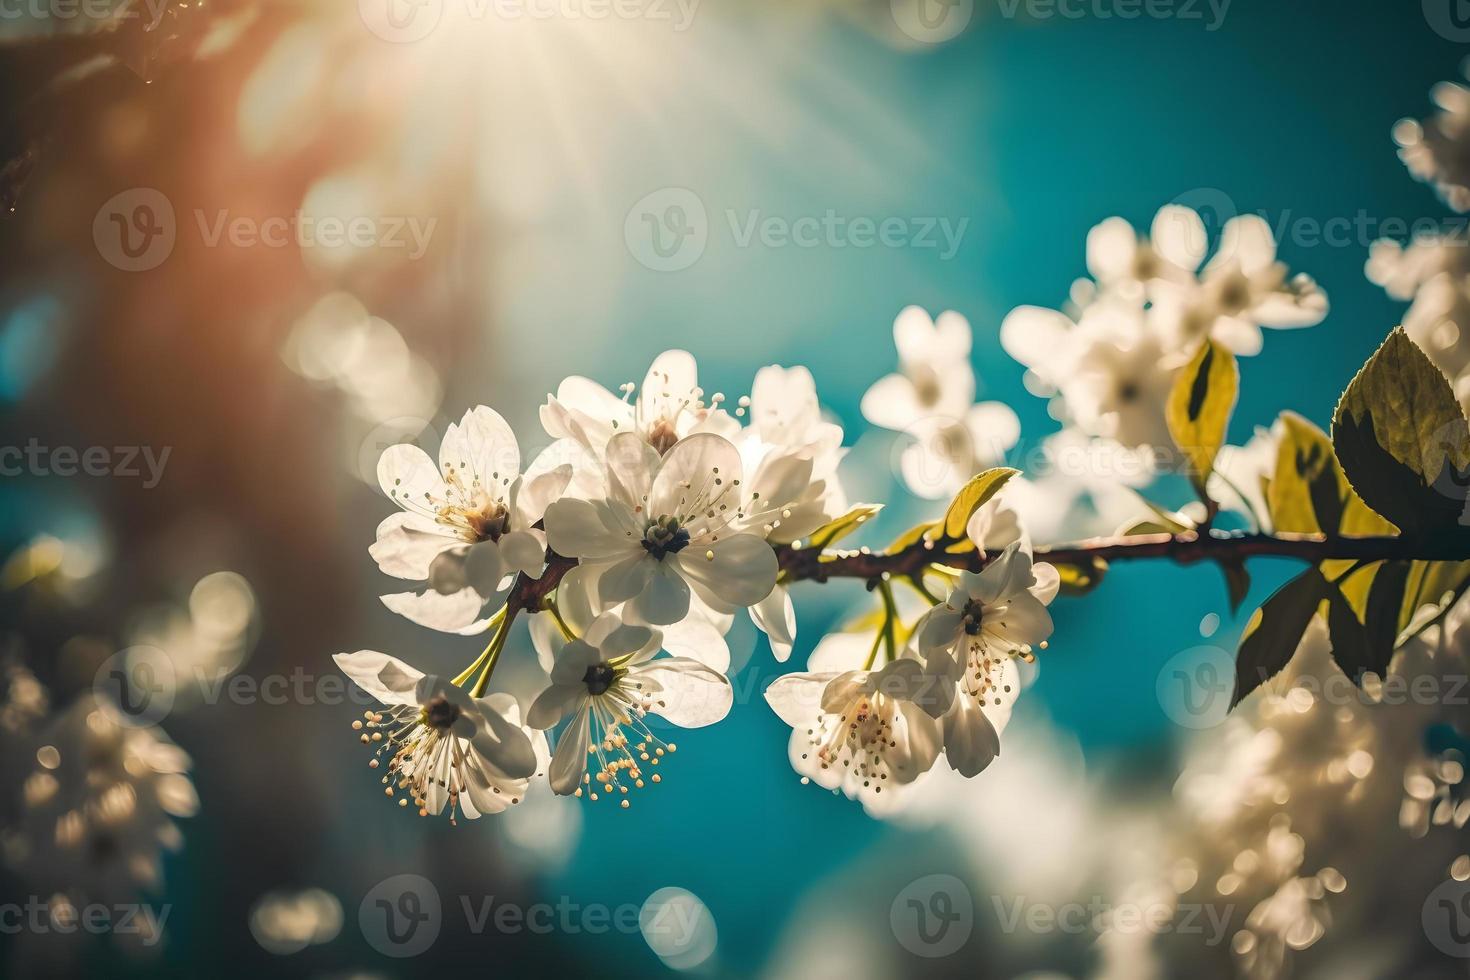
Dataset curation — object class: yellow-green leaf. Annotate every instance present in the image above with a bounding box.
[1167,338,1239,495]
[1267,412,1344,535]
[1051,556,1108,595]
[940,467,1018,541]
[1233,568,1328,708]
[1332,328,1470,535]
[884,520,938,555]
[806,504,883,550]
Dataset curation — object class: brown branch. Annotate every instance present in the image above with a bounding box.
[510,531,1470,612]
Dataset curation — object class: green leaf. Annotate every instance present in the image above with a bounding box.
[1324,578,1377,686]
[1051,556,1108,595]
[1268,412,1344,535]
[1232,568,1327,708]
[883,520,938,555]
[1398,560,1470,636]
[1167,338,1239,497]
[1332,328,1470,535]
[806,504,883,550]
[1360,560,1412,675]
[1220,559,1251,614]
[940,468,1018,541]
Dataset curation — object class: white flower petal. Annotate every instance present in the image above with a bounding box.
[943,695,1001,777]
[498,529,546,578]
[808,632,871,672]
[999,306,1076,383]
[604,431,662,510]
[764,672,833,727]
[1086,215,1139,282]
[860,373,925,432]
[471,699,538,779]
[461,540,507,596]
[991,590,1053,648]
[369,512,455,580]
[673,533,777,610]
[380,588,492,635]
[377,443,443,512]
[513,462,573,527]
[599,552,655,605]
[964,401,1021,463]
[547,708,590,795]
[1151,205,1208,271]
[1211,214,1277,275]
[659,615,731,672]
[525,685,577,732]
[973,542,1033,603]
[896,701,944,779]
[440,405,520,493]
[1030,561,1060,604]
[528,610,565,674]
[649,433,743,518]
[635,658,732,727]
[640,349,698,423]
[916,605,963,657]
[544,498,634,561]
[748,452,815,515]
[887,304,934,365]
[333,651,424,705]
[750,585,796,662]
[627,561,691,626]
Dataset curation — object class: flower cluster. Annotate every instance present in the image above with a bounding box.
[334,334,1069,818]
[1001,205,1326,452]
[337,351,879,817]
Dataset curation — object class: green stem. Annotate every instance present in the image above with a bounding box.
[470,612,515,698]
[450,606,508,687]
[878,580,900,662]
[545,596,576,641]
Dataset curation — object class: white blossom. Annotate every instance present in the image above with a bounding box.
[373,406,570,634]
[543,432,779,626]
[335,651,542,820]
[527,612,732,804]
